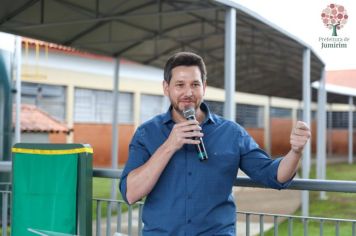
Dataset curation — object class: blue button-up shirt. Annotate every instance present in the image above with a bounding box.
[120,103,292,236]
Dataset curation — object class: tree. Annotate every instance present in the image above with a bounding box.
[321,4,348,36]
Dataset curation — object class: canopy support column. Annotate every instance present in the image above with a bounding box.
[302,48,311,216]
[348,96,354,164]
[110,57,120,204]
[224,7,236,121]
[317,68,327,200]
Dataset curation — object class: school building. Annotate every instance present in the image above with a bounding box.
[14,39,356,167]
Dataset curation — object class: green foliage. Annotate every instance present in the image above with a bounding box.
[93,178,116,199]
[92,178,128,219]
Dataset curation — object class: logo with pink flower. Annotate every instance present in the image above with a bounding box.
[321,4,348,36]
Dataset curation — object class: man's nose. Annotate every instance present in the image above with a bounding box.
[184,87,193,96]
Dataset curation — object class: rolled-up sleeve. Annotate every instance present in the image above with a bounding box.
[119,128,150,203]
[238,128,293,190]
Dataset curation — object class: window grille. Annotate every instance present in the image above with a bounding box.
[74,88,133,124]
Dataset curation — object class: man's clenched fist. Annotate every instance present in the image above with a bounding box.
[290,121,311,154]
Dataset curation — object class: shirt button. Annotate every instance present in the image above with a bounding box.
[188,172,192,176]
[187,219,191,224]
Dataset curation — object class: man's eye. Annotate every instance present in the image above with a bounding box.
[176,84,184,87]
[193,83,200,87]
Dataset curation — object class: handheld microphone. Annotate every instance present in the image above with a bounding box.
[182,107,208,161]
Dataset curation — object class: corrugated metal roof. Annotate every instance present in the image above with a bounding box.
[0,0,339,101]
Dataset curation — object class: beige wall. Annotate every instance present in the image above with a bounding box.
[19,47,353,167]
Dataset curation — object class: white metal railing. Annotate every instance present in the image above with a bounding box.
[1,163,356,236]
[93,198,143,236]
[236,211,356,236]
[92,168,356,236]
[0,183,10,236]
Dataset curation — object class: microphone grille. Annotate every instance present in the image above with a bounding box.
[183,107,195,119]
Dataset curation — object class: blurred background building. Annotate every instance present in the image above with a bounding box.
[1,37,354,167]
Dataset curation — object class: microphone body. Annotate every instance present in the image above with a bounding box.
[183,108,208,161]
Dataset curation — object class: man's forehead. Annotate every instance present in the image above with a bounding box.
[171,66,201,78]
[172,65,199,72]
[170,78,202,85]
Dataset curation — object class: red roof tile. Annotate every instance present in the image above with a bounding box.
[12,104,70,133]
[326,70,356,89]
[22,37,137,64]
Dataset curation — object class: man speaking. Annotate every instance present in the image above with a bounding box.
[120,52,310,236]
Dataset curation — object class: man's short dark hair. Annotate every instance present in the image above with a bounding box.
[164,52,207,83]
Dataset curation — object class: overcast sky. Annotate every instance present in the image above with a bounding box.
[234,0,356,71]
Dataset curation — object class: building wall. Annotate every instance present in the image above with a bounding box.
[245,128,264,148]
[49,132,67,143]
[17,45,355,167]
[53,121,355,167]
[20,133,49,143]
[327,130,356,155]
[73,123,134,167]
[271,118,294,156]
[13,132,68,144]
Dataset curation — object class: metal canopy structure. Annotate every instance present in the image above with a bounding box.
[0,0,339,102]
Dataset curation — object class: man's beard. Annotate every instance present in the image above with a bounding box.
[171,99,201,117]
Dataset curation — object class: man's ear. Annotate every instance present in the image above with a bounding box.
[202,80,207,96]
[163,80,169,96]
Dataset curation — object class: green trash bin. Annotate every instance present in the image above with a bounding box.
[11,143,93,236]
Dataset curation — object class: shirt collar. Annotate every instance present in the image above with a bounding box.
[162,102,216,125]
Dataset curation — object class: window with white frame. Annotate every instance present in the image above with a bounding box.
[74,88,133,123]
[236,103,264,128]
[203,100,264,128]
[325,111,356,129]
[20,82,66,121]
[204,100,224,116]
[140,94,169,124]
[297,109,317,121]
[271,107,292,118]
